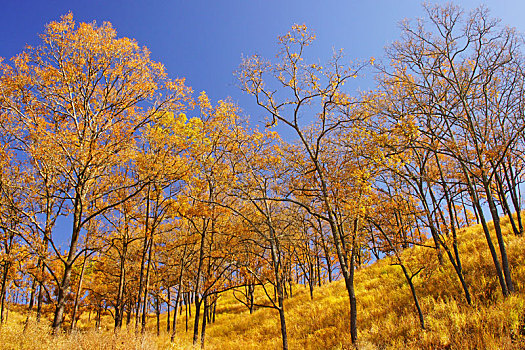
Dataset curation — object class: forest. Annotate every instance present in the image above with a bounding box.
[0,3,525,349]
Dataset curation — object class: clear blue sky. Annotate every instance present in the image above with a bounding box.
[2,0,525,123]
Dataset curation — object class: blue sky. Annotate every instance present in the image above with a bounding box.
[2,1,525,124]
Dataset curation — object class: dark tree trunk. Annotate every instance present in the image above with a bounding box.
[494,171,520,236]
[70,255,87,331]
[0,262,10,324]
[185,293,189,333]
[192,297,202,345]
[468,179,509,296]
[212,298,217,323]
[135,186,151,331]
[115,245,128,330]
[400,264,425,329]
[155,293,160,336]
[170,285,181,341]
[502,160,523,235]
[141,224,155,334]
[200,296,208,349]
[247,284,254,314]
[165,287,170,333]
[52,200,83,333]
[483,177,514,294]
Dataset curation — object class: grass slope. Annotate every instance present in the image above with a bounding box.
[1,215,525,349]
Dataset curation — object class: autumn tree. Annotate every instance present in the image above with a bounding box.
[176,93,246,347]
[223,126,294,350]
[238,24,382,344]
[0,14,191,331]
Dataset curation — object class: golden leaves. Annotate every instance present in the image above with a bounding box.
[279,24,315,47]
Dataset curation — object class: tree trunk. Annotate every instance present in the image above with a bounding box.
[468,178,509,296]
[432,158,472,304]
[71,254,87,331]
[400,264,425,329]
[502,159,523,235]
[192,297,202,345]
[248,284,254,314]
[167,287,171,333]
[327,215,358,344]
[135,186,151,331]
[192,220,208,345]
[494,171,520,235]
[170,285,181,341]
[212,298,217,323]
[185,293,189,333]
[268,224,288,350]
[141,232,154,334]
[52,200,83,333]
[0,262,10,324]
[114,241,128,330]
[200,296,208,349]
[482,177,514,293]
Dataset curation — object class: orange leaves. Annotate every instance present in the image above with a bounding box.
[0,14,196,183]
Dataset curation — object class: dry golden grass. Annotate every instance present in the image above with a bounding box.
[2,215,525,349]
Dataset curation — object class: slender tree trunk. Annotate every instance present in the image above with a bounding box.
[416,180,444,265]
[170,285,182,341]
[114,247,127,330]
[155,293,160,336]
[468,178,509,296]
[268,225,288,350]
[502,160,523,235]
[200,296,208,349]
[135,186,151,331]
[185,293,189,333]
[432,158,472,304]
[277,292,288,350]
[316,253,322,288]
[71,254,87,331]
[400,264,425,330]
[348,248,357,344]
[167,287,171,333]
[192,220,207,345]
[36,283,44,323]
[494,171,520,236]
[212,297,217,323]
[141,232,154,334]
[248,284,254,314]
[308,271,314,300]
[328,214,358,344]
[0,262,9,324]
[482,178,514,293]
[52,198,83,333]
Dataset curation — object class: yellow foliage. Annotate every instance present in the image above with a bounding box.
[2,215,525,349]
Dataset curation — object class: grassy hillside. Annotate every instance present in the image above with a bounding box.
[1,215,525,349]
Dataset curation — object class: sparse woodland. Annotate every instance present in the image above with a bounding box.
[1,4,525,349]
